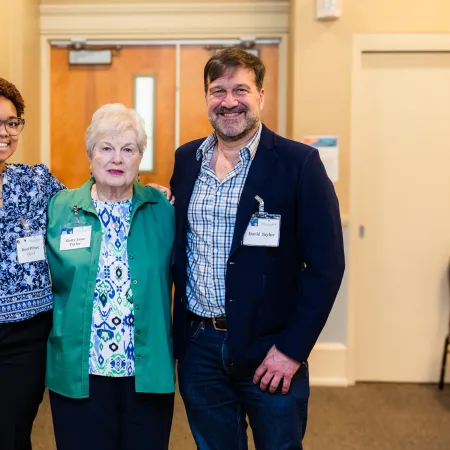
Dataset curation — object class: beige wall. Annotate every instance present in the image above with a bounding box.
[21,0,42,165]
[1,0,17,158]
[41,0,272,3]
[1,0,41,164]
[0,2,12,78]
[290,0,450,214]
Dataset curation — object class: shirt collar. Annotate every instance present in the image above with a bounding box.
[74,178,160,214]
[196,123,262,162]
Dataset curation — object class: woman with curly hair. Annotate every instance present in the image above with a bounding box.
[0,77,65,449]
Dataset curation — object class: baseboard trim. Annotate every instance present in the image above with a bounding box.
[308,342,349,387]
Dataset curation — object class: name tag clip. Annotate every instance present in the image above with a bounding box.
[255,195,265,214]
[73,205,80,224]
[20,217,30,234]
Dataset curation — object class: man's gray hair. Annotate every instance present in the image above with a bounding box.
[85,103,147,159]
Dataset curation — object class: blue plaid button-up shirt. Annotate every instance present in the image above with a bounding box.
[186,124,262,318]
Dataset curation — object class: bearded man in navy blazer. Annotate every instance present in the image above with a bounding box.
[170,47,345,450]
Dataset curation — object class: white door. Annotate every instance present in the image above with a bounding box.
[353,52,450,382]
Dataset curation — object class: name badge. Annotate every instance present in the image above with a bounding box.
[17,235,46,264]
[243,215,281,247]
[60,226,92,251]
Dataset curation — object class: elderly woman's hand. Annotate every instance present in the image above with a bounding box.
[148,184,175,205]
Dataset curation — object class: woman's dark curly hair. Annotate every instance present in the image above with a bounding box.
[0,78,25,117]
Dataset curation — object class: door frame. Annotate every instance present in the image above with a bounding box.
[348,34,450,384]
[39,1,290,167]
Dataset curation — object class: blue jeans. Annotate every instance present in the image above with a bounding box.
[178,317,310,450]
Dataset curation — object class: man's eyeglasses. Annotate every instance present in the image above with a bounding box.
[0,117,25,136]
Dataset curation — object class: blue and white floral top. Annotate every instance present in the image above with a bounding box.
[89,199,135,377]
[0,164,65,323]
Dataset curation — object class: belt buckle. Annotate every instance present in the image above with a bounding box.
[212,317,227,332]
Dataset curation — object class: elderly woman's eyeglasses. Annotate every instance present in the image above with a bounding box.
[0,117,25,136]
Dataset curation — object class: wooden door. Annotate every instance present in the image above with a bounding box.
[353,52,450,382]
[51,44,279,188]
[51,46,176,188]
[179,45,279,144]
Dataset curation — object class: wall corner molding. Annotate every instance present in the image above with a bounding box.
[309,342,350,386]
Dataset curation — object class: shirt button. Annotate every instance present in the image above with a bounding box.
[133,280,137,284]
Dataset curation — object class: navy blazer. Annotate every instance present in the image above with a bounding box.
[170,125,345,370]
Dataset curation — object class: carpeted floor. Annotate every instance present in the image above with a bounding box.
[32,383,450,449]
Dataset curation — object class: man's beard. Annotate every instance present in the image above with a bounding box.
[209,105,260,143]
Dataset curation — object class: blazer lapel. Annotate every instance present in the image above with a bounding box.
[229,126,277,256]
[176,155,202,236]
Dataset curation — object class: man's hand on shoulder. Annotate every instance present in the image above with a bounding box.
[253,345,301,395]
[147,183,175,205]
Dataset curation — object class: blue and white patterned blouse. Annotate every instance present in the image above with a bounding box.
[186,124,262,318]
[0,164,65,323]
[89,199,135,377]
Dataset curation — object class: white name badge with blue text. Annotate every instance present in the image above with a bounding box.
[17,235,46,264]
[243,215,281,247]
[60,226,92,251]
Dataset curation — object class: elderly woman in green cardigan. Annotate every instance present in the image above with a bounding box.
[45,104,175,450]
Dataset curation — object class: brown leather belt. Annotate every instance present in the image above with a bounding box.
[188,311,227,332]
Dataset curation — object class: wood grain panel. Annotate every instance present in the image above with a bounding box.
[257,44,278,132]
[179,46,213,145]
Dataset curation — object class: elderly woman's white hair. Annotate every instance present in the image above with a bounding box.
[85,103,147,159]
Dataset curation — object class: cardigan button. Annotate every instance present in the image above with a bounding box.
[130,255,134,260]
[133,280,137,285]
